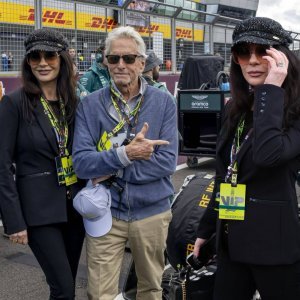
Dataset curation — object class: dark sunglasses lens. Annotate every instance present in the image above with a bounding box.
[122,55,137,64]
[44,52,58,62]
[233,44,270,65]
[28,52,41,62]
[107,55,120,64]
[256,45,268,57]
[235,47,250,61]
[107,55,138,64]
[28,51,58,64]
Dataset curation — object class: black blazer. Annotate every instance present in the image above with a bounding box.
[0,88,84,235]
[198,84,300,265]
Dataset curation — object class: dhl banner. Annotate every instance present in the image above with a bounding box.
[0,1,203,41]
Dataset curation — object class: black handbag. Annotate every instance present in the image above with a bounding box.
[122,259,216,300]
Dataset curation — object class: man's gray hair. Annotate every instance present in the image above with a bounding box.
[105,26,146,58]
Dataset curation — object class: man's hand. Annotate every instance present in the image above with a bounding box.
[9,230,28,245]
[125,122,169,161]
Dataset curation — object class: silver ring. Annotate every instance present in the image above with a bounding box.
[277,62,284,67]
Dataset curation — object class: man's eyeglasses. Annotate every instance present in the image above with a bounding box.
[106,54,143,65]
[232,44,270,65]
[27,51,60,65]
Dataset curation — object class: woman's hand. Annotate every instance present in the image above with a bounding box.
[193,237,207,257]
[9,230,28,245]
[263,47,289,87]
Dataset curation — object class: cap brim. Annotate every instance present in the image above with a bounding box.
[83,208,112,238]
[26,45,62,55]
[232,36,281,48]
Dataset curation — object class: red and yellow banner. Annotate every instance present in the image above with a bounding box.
[0,1,203,41]
[0,2,74,28]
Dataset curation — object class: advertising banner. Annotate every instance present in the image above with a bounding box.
[0,1,203,41]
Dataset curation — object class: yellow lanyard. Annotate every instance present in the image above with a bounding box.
[110,86,142,123]
[225,117,252,186]
[97,87,143,152]
[40,97,69,156]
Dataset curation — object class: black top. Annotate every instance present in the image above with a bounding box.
[197,84,300,265]
[0,88,84,234]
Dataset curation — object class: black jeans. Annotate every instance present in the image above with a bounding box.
[214,249,300,300]
[28,218,84,300]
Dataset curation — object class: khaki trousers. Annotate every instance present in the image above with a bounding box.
[86,210,172,300]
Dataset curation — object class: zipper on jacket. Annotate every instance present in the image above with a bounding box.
[18,171,52,179]
[249,198,286,206]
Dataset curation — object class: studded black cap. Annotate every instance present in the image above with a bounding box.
[232,17,293,48]
[24,28,69,55]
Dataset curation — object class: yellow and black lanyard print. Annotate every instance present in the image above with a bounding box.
[225,117,253,186]
[40,97,77,186]
[97,87,144,152]
[219,116,253,221]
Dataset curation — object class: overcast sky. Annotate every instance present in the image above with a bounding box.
[256,0,300,33]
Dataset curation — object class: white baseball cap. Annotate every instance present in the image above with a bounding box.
[73,180,112,237]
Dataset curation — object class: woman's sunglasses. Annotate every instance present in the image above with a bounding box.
[106,54,143,64]
[27,51,60,65]
[232,44,270,65]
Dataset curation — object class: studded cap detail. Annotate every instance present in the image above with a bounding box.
[232,17,293,48]
[24,28,69,55]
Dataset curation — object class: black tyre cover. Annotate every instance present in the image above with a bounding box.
[167,172,215,270]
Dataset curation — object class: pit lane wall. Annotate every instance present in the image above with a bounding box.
[0,73,180,99]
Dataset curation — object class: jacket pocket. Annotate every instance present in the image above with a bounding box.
[228,197,285,264]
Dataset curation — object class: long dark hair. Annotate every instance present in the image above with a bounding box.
[228,45,300,133]
[21,50,77,123]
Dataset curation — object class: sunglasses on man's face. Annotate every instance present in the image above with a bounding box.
[232,44,270,65]
[106,54,143,65]
[27,51,60,65]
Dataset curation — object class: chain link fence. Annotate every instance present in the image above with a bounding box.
[0,0,299,74]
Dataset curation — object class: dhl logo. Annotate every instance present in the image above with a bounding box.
[137,25,160,34]
[137,25,193,39]
[176,29,192,39]
[25,9,72,25]
[137,26,193,39]
[86,17,118,29]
